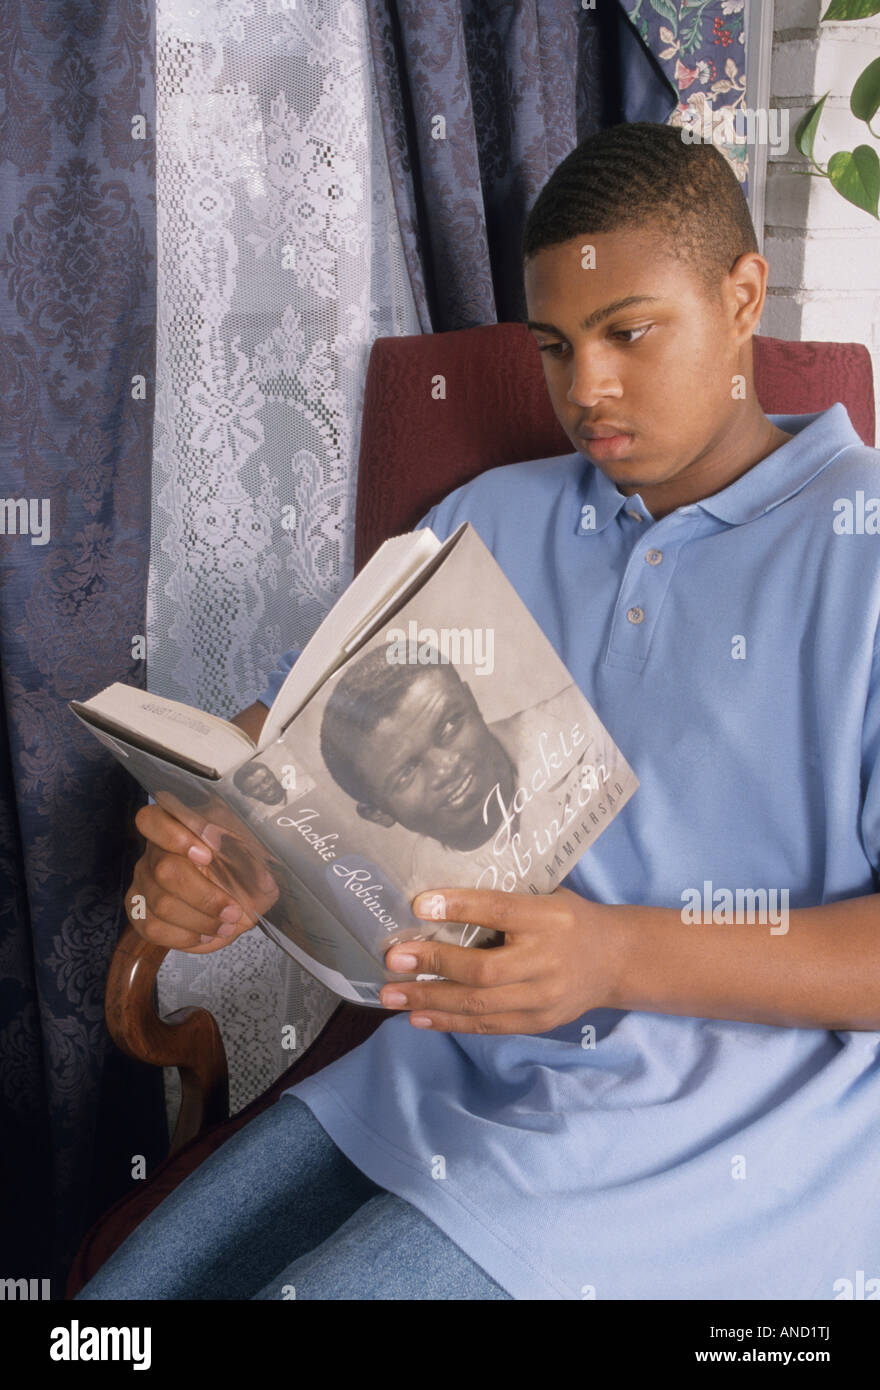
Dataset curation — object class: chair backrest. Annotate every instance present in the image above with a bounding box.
[354,323,876,568]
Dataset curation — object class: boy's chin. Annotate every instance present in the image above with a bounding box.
[597,460,673,491]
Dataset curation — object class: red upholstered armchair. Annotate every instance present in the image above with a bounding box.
[66,324,876,1296]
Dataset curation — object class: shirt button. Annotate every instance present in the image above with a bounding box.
[645,549,663,565]
[626,509,642,522]
[626,606,645,624]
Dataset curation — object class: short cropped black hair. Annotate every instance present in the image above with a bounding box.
[521,122,759,301]
[320,645,462,807]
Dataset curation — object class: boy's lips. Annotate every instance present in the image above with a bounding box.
[578,423,631,439]
[578,428,634,460]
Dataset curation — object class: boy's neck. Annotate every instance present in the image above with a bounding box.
[622,412,794,522]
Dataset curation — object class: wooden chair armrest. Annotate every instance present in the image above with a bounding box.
[105,924,229,1154]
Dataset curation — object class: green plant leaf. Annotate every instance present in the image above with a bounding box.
[827,145,880,215]
[851,56,880,122]
[648,0,678,31]
[794,94,829,160]
[821,0,880,18]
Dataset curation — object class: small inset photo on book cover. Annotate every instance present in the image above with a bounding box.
[230,747,317,822]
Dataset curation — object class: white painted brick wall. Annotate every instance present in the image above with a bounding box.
[761,8,880,442]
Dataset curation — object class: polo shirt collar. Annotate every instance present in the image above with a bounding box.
[696,403,864,524]
[579,458,633,532]
[578,403,864,530]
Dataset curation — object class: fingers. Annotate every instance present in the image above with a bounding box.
[379,975,550,1031]
[383,885,583,1031]
[412,887,564,937]
[199,823,280,896]
[380,942,560,1031]
[126,837,256,954]
[385,885,560,984]
[384,935,523,989]
[405,1009,553,1035]
[135,802,214,866]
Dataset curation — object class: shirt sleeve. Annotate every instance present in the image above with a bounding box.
[256,644,303,710]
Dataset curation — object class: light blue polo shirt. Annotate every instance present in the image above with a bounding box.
[258,403,880,1300]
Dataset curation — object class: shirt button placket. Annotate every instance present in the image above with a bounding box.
[606,511,701,671]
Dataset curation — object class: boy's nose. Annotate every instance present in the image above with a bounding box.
[566,350,622,408]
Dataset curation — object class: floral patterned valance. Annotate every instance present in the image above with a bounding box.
[623,0,750,192]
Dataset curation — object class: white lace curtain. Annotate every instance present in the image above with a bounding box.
[149,0,421,1119]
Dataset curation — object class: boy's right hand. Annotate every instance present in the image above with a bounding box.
[127,804,257,953]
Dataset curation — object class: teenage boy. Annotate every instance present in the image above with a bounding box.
[79,123,880,1302]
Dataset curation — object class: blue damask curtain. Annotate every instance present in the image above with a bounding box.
[0,2,166,1290]
[364,0,677,332]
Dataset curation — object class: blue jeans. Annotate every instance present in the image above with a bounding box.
[75,1094,511,1300]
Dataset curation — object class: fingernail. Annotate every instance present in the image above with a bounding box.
[220,904,242,922]
[382,990,408,1007]
[388,953,418,971]
[218,922,238,938]
[188,844,212,864]
[199,934,213,944]
[413,892,446,920]
[410,1016,433,1028]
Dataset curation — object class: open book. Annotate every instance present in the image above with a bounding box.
[70,523,639,1005]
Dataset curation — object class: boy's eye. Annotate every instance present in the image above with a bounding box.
[536,324,651,354]
[610,325,651,344]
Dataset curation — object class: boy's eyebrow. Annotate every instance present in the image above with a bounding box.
[526,295,663,336]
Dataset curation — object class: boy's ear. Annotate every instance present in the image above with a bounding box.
[356,802,397,828]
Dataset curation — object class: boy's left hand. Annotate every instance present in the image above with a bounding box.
[380,886,621,1034]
